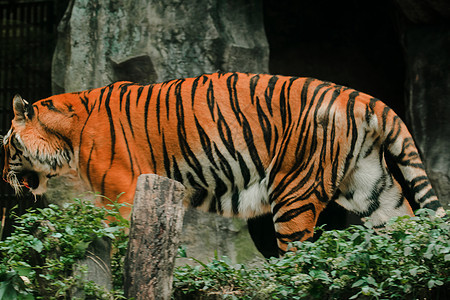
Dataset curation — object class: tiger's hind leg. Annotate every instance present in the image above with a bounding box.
[268,172,329,254]
[247,214,279,258]
[335,146,414,228]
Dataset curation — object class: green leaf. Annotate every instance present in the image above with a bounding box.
[15,264,32,277]
[65,225,74,235]
[29,239,43,253]
[18,294,34,300]
[352,279,366,288]
[409,267,419,276]
[74,241,91,253]
[0,281,18,300]
[404,246,412,256]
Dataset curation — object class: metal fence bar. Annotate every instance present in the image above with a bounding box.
[0,0,57,238]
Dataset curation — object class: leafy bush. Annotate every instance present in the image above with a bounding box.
[1,198,448,300]
[0,197,129,300]
[173,209,449,299]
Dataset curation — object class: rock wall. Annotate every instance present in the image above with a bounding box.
[53,0,268,93]
[52,0,268,264]
[395,0,450,208]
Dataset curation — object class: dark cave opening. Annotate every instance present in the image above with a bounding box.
[263,0,406,118]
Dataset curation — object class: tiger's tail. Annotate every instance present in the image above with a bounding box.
[377,104,445,217]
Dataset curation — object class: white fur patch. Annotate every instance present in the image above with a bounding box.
[237,177,271,218]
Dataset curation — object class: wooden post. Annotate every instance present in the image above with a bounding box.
[124,174,185,300]
[72,237,113,299]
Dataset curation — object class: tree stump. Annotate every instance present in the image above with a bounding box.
[124,174,185,300]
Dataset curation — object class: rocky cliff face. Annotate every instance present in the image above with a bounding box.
[52,0,269,264]
[395,0,450,207]
[53,0,268,93]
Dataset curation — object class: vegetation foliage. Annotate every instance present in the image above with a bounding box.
[173,209,449,299]
[0,196,448,300]
[0,197,129,300]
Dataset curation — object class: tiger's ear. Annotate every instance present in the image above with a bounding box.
[13,94,33,123]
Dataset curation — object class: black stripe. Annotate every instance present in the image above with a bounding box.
[331,143,341,192]
[214,143,234,182]
[256,96,272,154]
[381,106,390,133]
[86,143,95,188]
[191,76,201,108]
[237,151,250,188]
[100,85,116,193]
[119,121,134,178]
[194,116,218,169]
[423,200,442,211]
[104,86,116,169]
[209,168,226,214]
[264,75,278,116]
[166,80,180,120]
[279,81,288,130]
[80,94,92,114]
[226,73,242,125]
[274,203,316,223]
[176,80,207,185]
[162,133,171,178]
[231,187,240,215]
[172,156,183,183]
[300,78,313,109]
[365,97,377,124]
[249,74,260,105]
[144,85,157,170]
[417,189,437,203]
[40,99,61,113]
[342,91,359,176]
[242,116,266,178]
[187,172,207,207]
[96,87,106,112]
[119,84,128,111]
[125,90,135,138]
[206,80,215,122]
[216,106,236,158]
[306,87,333,164]
[270,163,315,208]
[156,87,163,134]
[385,116,402,145]
[275,229,311,244]
[136,86,144,107]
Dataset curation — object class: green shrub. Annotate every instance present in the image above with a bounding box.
[1,198,448,300]
[173,209,449,299]
[0,197,129,300]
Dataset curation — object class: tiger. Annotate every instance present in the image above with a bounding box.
[1,72,445,256]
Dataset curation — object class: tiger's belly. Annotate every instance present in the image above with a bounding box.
[181,172,271,219]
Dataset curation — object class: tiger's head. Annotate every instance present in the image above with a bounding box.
[1,95,75,195]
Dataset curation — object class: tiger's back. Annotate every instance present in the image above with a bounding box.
[2,72,444,254]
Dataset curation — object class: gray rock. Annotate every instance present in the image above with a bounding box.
[53,0,268,92]
[401,25,450,208]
